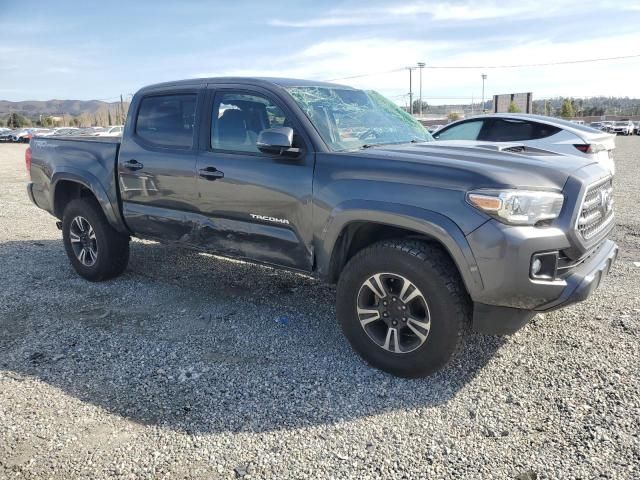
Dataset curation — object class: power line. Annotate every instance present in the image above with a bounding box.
[324,67,406,82]
[426,53,640,69]
[325,53,640,81]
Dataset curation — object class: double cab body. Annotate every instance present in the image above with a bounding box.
[27,77,617,377]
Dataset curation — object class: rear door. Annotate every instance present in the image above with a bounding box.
[194,84,315,271]
[118,88,201,240]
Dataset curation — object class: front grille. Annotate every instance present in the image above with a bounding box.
[576,177,614,241]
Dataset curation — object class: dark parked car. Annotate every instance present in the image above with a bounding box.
[27,78,617,377]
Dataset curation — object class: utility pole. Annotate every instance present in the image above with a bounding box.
[407,67,416,115]
[120,94,125,125]
[417,62,425,117]
[481,74,487,113]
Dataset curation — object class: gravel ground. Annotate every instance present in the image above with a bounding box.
[0,140,638,480]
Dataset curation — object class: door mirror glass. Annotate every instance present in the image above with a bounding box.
[257,126,294,154]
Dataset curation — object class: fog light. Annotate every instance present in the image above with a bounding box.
[531,258,542,276]
[530,252,559,280]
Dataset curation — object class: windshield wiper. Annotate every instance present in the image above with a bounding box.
[359,139,425,150]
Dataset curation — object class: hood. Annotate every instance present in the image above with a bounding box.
[352,140,601,191]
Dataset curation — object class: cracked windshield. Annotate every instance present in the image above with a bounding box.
[287,87,433,151]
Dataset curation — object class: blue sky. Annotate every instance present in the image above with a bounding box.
[1,0,639,104]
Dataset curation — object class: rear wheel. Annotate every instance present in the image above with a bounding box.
[62,198,130,281]
[336,240,470,377]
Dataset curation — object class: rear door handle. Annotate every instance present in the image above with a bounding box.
[199,167,224,180]
[124,159,143,171]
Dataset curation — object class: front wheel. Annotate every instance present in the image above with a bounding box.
[336,240,470,377]
[62,198,130,281]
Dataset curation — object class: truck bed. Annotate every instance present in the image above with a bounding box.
[28,135,123,229]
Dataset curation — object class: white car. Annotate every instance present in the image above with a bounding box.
[51,128,81,136]
[609,120,634,136]
[10,129,32,142]
[600,121,614,132]
[432,114,616,174]
[93,125,124,137]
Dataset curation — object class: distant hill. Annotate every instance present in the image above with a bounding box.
[0,99,121,117]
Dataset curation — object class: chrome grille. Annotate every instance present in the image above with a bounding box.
[577,177,614,241]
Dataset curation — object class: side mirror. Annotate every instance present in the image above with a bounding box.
[256,127,297,155]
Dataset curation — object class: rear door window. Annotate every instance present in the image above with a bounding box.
[434,120,484,140]
[482,119,562,142]
[481,119,532,141]
[136,94,196,148]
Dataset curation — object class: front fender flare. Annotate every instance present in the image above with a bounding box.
[317,200,485,297]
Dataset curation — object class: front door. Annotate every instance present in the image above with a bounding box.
[195,86,315,271]
[118,90,200,240]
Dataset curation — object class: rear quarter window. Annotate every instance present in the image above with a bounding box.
[530,122,562,139]
[135,94,196,148]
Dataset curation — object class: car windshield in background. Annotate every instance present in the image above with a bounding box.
[286,86,432,151]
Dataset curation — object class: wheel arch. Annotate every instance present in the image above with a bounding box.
[51,171,126,233]
[319,201,484,297]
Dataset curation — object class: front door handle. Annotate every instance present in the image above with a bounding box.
[199,167,224,180]
[124,159,143,171]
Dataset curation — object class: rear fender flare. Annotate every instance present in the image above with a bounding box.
[51,169,126,233]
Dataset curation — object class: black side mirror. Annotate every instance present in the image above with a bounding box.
[256,127,298,155]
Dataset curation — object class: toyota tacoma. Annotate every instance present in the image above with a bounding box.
[26,77,618,377]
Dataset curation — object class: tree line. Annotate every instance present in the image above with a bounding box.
[408,96,640,118]
[1,104,129,128]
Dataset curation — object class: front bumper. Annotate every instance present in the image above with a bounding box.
[535,239,617,311]
[468,219,618,334]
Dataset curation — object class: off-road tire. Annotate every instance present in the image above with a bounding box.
[336,239,470,377]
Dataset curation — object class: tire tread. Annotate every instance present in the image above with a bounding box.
[337,238,471,377]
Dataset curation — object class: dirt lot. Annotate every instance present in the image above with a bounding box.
[1,140,639,479]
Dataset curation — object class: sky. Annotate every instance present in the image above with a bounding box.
[1,0,639,105]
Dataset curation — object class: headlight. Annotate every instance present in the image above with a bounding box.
[467,189,564,226]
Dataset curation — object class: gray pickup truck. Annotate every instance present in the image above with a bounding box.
[26,77,617,377]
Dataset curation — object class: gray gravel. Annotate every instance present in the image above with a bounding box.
[1,140,639,479]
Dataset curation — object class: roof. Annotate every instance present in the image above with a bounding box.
[453,113,614,138]
[138,76,353,93]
